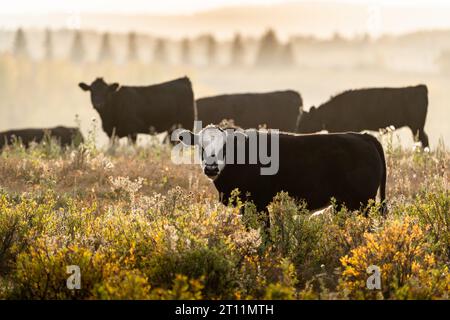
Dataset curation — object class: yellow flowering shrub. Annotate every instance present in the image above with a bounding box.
[339,216,450,299]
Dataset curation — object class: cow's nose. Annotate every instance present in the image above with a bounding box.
[204,165,219,177]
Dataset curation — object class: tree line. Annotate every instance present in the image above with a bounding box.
[11,28,295,67]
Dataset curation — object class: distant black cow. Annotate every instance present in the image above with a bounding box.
[196,90,302,132]
[178,126,386,225]
[297,85,429,148]
[0,126,83,149]
[79,77,195,142]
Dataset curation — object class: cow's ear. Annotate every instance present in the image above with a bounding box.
[109,83,120,92]
[79,82,90,91]
[310,106,316,113]
[177,129,197,146]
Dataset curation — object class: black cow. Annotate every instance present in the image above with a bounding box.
[0,126,83,149]
[178,126,386,222]
[79,77,195,142]
[297,85,429,148]
[196,90,302,132]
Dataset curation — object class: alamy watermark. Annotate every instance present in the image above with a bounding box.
[366,265,381,290]
[66,265,81,290]
[170,121,280,176]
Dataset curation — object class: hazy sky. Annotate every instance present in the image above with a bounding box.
[2,0,450,39]
[2,0,450,15]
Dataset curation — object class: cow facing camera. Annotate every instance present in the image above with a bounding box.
[171,122,279,176]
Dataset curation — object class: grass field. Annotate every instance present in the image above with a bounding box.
[0,131,448,299]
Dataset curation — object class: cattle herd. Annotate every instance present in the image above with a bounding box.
[0,76,431,214]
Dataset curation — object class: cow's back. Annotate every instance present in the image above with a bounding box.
[50,126,84,146]
[318,85,428,132]
[0,129,45,148]
[111,77,195,136]
[196,90,301,132]
[0,127,82,148]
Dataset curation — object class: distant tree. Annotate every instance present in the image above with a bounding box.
[98,32,114,62]
[13,28,28,58]
[205,34,217,66]
[256,29,280,66]
[280,41,295,66]
[331,32,345,45]
[361,33,371,44]
[230,33,245,66]
[43,28,53,60]
[127,31,138,61]
[180,37,191,65]
[70,30,85,63]
[153,38,168,64]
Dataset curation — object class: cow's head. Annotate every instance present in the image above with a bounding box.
[296,106,322,133]
[177,125,247,180]
[78,78,119,111]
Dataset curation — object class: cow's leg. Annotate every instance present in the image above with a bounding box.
[409,127,420,145]
[163,131,174,145]
[419,128,429,149]
[109,135,119,147]
[410,125,430,149]
[165,129,179,145]
[128,133,137,144]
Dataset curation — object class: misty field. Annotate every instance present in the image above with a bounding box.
[1,30,450,148]
[0,131,448,300]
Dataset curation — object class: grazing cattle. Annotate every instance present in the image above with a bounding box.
[196,90,302,132]
[178,126,387,225]
[0,126,83,149]
[297,85,430,148]
[79,77,195,142]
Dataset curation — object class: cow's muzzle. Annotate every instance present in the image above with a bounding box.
[204,165,219,178]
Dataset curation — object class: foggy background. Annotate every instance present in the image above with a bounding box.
[0,0,449,147]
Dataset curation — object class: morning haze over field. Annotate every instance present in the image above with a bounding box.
[1,0,450,147]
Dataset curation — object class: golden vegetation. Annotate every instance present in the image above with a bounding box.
[0,131,448,300]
